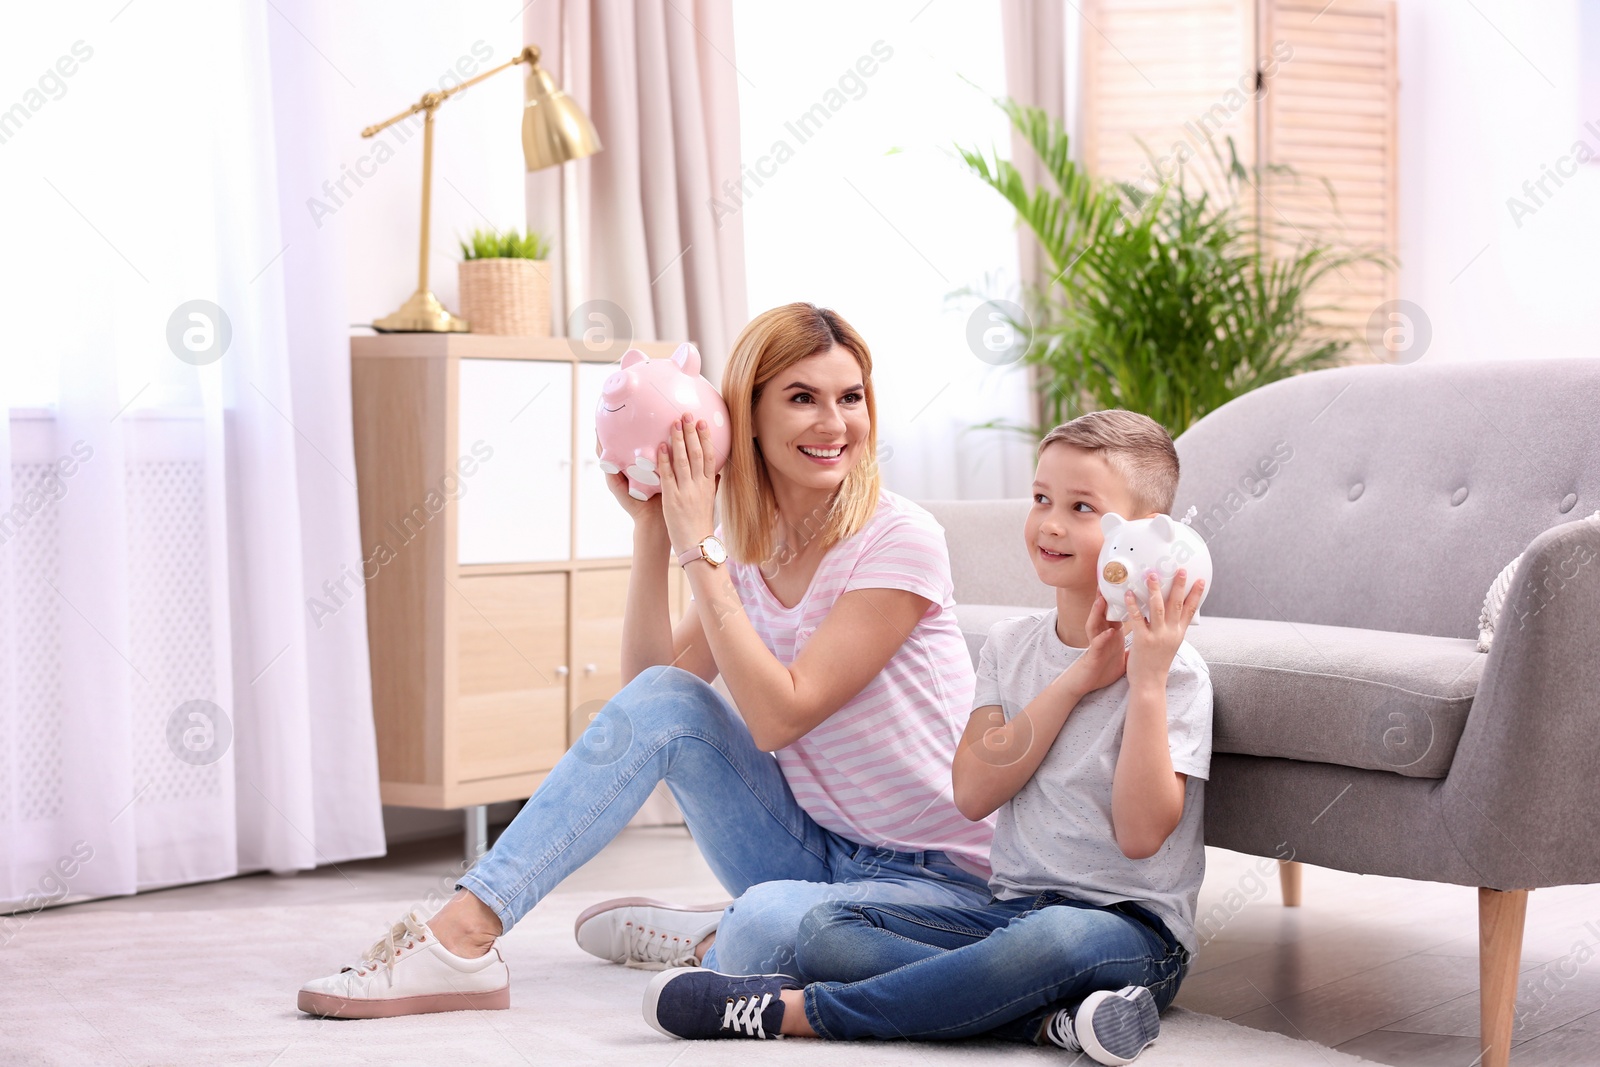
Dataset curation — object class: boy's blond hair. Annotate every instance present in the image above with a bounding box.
[1037,410,1179,516]
[718,303,882,565]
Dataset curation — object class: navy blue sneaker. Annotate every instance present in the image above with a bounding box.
[642,967,798,1040]
[1045,985,1161,1064]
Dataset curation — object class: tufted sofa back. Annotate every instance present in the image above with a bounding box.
[1170,358,1600,639]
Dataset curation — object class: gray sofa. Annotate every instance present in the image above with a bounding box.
[920,356,1600,1067]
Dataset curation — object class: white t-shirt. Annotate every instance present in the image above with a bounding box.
[973,608,1213,955]
[701,489,997,878]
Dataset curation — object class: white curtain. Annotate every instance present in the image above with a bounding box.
[522,0,751,384]
[0,0,385,913]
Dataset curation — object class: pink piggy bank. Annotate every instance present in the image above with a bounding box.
[595,342,732,501]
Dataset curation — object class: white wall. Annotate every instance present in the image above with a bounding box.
[309,2,532,326]
[1394,0,1600,362]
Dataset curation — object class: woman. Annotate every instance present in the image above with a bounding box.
[298,303,996,1019]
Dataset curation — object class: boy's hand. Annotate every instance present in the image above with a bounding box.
[1085,591,1123,645]
[1069,594,1128,694]
[1124,568,1205,686]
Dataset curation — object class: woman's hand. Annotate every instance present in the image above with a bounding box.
[599,432,667,535]
[1124,568,1205,687]
[660,411,721,553]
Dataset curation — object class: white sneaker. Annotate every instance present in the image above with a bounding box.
[574,896,729,970]
[1045,985,1161,1065]
[297,908,510,1019]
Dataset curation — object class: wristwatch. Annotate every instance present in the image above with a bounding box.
[678,534,728,569]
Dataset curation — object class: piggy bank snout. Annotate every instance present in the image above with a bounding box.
[601,371,631,400]
[1102,558,1131,586]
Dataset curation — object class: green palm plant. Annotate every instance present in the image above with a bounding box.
[957,99,1389,438]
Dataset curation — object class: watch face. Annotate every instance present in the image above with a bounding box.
[703,537,728,564]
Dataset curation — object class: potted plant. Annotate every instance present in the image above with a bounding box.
[457,226,554,336]
[957,100,1390,439]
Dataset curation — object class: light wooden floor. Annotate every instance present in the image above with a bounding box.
[1173,851,1600,1065]
[65,825,1600,1065]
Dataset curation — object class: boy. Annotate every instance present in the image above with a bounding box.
[640,410,1214,1064]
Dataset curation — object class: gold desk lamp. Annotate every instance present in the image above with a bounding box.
[361,44,601,333]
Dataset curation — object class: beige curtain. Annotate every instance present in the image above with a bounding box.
[1000,0,1068,296]
[999,0,1068,435]
[523,0,748,383]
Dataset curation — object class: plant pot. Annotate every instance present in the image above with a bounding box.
[458,258,552,336]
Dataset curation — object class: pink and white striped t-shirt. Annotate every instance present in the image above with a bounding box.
[704,488,996,878]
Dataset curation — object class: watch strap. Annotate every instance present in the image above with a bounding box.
[678,534,725,568]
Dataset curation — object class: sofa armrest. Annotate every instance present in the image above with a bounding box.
[1439,513,1600,889]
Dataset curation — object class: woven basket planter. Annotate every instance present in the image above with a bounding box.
[458,258,552,336]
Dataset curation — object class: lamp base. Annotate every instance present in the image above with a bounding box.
[372,289,470,333]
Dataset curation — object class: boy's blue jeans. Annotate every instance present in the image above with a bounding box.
[796,892,1191,1043]
[454,664,992,977]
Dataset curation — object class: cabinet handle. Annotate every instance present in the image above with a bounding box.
[555,665,570,677]
[583,663,597,675]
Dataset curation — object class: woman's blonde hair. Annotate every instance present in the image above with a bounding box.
[718,303,881,564]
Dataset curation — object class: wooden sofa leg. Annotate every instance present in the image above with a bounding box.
[1479,887,1528,1067]
[1278,859,1302,907]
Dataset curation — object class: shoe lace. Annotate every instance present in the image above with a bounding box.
[722,992,774,1038]
[625,920,697,966]
[1044,1008,1080,1052]
[346,910,431,985]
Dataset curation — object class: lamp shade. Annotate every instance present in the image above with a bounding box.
[522,60,601,171]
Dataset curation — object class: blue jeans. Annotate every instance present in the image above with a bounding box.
[454,664,992,978]
[795,891,1191,1043]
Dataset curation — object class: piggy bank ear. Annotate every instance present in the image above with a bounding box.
[1148,514,1176,541]
[671,342,702,377]
[621,348,648,369]
[1100,511,1124,535]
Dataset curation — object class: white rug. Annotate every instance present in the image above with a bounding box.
[4,888,1379,1065]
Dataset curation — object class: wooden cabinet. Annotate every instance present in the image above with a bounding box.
[351,334,690,814]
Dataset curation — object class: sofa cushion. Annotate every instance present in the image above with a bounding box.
[950,606,1484,780]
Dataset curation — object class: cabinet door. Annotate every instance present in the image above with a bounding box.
[569,567,630,743]
[570,566,686,826]
[566,566,694,745]
[575,362,637,559]
[457,358,572,564]
[453,573,569,782]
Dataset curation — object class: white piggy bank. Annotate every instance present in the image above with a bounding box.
[1098,510,1214,623]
